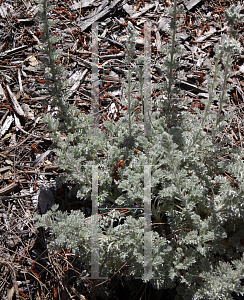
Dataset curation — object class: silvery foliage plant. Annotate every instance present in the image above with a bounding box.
[35,0,244,298]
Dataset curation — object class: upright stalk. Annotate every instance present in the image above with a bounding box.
[215,53,230,128]
[124,21,136,139]
[128,64,132,137]
[167,0,177,102]
[192,55,220,147]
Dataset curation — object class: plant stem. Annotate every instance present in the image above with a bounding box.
[128,64,132,137]
[215,55,230,129]
[192,55,220,147]
[167,0,177,103]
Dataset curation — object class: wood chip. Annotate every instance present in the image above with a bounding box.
[78,0,123,32]
[0,115,14,137]
[6,85,25,117]
[0,182,19,196]
[184,0,202,11]
[131,3,155,19]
